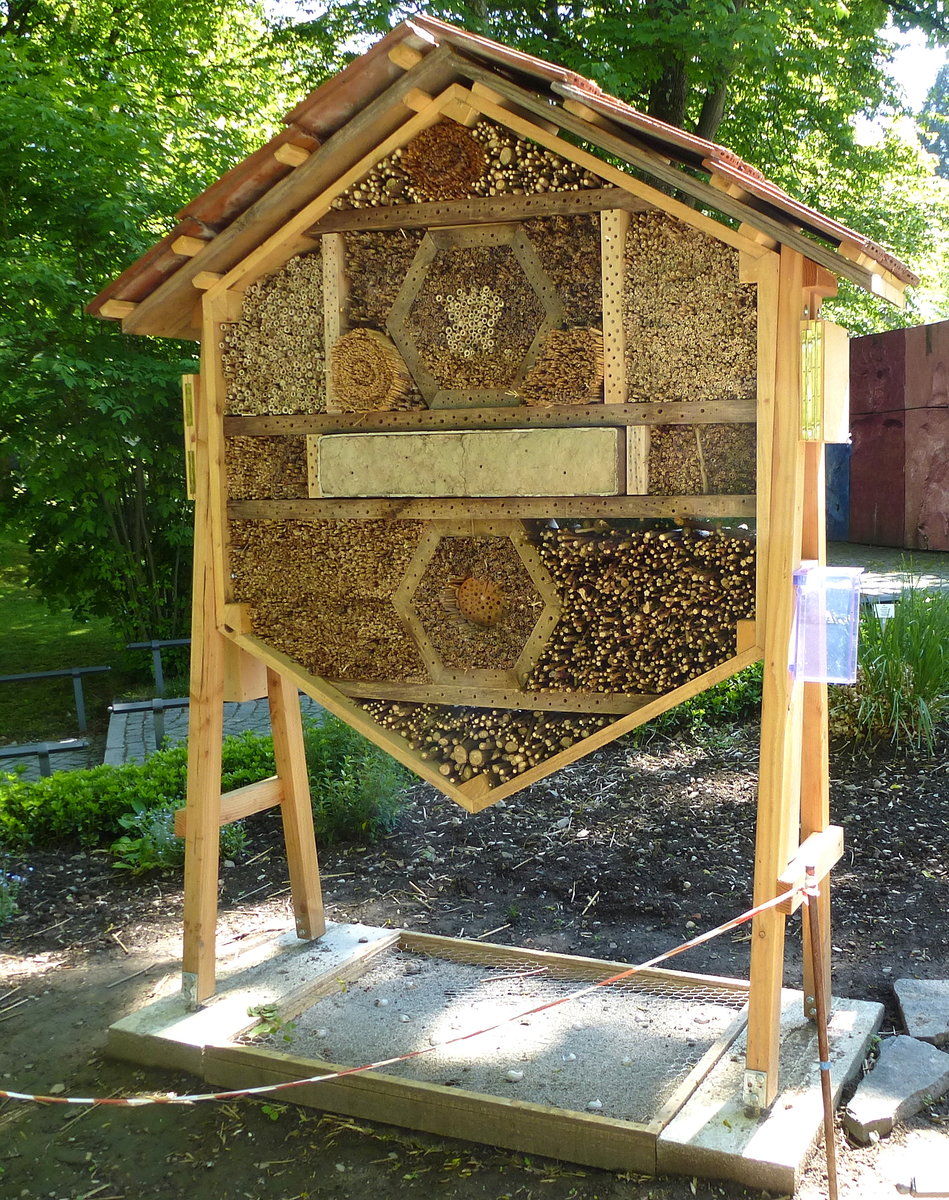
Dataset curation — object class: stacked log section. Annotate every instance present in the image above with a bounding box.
[523,215,602,326]
[623,212,756,404]
[648,425,757,495]
[519,328,604,407]
[225,436,308,500]
[408,247,543,390]
[333,118,605,209]
[221,252,325,415]
[527,526,756,694]
[362,701,612,788]
[414,536,541,671]
[228,519,427,682]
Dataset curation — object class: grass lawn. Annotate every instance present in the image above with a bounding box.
[0,536,131,744]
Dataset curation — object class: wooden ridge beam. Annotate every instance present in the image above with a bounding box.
[223,398,757,438]
[227,495,757,521]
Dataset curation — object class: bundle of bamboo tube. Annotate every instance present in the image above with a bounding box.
[528,525,756,694]
[333,118,604,209]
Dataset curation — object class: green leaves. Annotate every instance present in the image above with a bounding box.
[0,1,337,642]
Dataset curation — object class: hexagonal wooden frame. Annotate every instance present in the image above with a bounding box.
[392,520,561,686]
[386,224,565,408]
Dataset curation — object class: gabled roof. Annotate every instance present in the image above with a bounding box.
[89,16,916,340]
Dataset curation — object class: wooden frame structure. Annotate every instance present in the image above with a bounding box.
[90,18,914,1119]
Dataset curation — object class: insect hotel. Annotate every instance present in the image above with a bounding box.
[92,18,915,1189]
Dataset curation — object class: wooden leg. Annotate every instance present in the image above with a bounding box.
[267,669,326,940]
[801,440,832,1019]
[744,247,807,1111]
[182,621,226,1008]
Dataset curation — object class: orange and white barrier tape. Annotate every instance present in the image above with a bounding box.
[0,885,804,1108]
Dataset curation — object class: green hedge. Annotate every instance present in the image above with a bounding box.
[0,716,411,870]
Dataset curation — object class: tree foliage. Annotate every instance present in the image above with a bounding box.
[0,0,330,641]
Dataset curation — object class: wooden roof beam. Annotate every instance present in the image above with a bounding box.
[444,49,900,302]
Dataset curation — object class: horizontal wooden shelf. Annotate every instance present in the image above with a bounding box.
[224,399,757,438]
[332,680,657,714]
[228,495,757,521]
[307,186,652,235]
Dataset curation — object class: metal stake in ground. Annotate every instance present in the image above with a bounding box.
[805,864,838,1200]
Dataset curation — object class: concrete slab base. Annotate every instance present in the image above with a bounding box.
[658,988,883,1192]
[107,924,882,1194]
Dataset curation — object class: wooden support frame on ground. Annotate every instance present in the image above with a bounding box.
[91,22,906,1148]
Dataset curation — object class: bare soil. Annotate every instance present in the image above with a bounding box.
[2,724,948,1200]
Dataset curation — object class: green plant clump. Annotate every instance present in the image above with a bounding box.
[0,715,410,871]
[830,586,949,754]
[628,661,764,746]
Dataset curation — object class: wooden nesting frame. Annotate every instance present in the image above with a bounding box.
[92,35,909,1123]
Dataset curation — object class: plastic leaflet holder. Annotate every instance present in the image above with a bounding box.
[791,563,863,684]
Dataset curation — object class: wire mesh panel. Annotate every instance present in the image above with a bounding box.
[262,943,748,1125]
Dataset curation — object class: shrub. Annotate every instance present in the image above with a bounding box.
[0,713,409,864]
[628,660,763,745]
[304,716,410,844]
[830,585,949,753]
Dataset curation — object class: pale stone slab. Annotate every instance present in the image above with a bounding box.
[843,1035,949,1144]
[895,978,949,1047]
[107,922,394,1073]
[314,428,623,497]
[657,988,883,1193]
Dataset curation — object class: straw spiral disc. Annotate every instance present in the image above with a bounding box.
[329,329,411,411]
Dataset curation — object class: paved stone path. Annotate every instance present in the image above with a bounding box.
[103,694,325,767]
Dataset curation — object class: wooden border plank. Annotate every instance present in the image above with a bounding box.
[123,46,459,339]
[224,399,757,437]
[308,187,652,235]
[458,646,762,812]
[600,209,629,405]
[174,776,283,837]
[744,247,807,1108]
[330,681,656,714]
[220,629,484,813]
[228,496,757,521]
[209,86,473,298]
[446,56,886,295]
[322,232,349,413]
[203,1043,658,1173]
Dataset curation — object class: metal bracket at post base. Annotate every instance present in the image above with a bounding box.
[743,1068,770,1116]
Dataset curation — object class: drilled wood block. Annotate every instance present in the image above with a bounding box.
[313,428,624,497]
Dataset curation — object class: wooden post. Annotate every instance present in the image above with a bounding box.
[181,295,231,1007]
[744,247,807,1111]
[800,445,832,1021]
[267,668,326,940]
